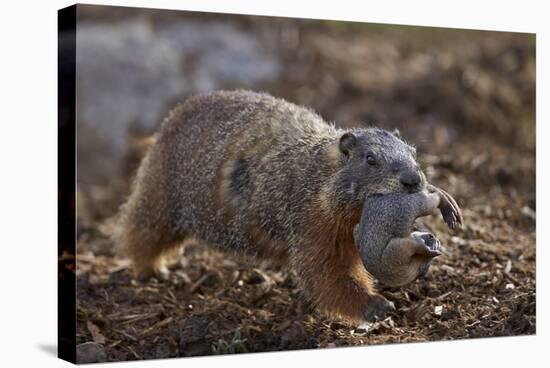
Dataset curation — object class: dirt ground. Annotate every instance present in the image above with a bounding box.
[72,14,535,363]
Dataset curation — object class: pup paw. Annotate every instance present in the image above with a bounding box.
[411,231,441,257]
[427,184,463,230]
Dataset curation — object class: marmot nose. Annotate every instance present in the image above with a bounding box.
[400,170,421,192]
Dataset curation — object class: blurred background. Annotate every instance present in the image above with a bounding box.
[72,4,535,363]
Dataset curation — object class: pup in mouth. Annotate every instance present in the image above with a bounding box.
[354,186,461,288]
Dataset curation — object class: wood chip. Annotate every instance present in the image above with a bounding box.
[86,320,106,344]
[139,317,174,338]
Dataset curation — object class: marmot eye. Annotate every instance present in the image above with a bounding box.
[366,154,377,166]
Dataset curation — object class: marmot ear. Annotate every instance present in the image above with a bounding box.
[392,129,401,139]
[339,132,357,157]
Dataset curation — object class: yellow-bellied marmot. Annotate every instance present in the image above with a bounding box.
[114,90,461,323]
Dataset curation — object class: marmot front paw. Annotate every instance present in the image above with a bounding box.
[362,295,395,322]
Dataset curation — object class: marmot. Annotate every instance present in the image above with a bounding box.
[354,189,460,290]
[114,90,461,323]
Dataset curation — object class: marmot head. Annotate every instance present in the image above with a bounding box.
[335,128,426,204]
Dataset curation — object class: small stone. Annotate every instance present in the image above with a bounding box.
[451,236,466,246]
[504,260,512,273]
[521,206,536,221]
[77,342,106,364]
[356,322,376,333]
[179,316,213,357]
[505,283,515,290]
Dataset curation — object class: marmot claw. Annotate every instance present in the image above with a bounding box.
[362,295,395,322]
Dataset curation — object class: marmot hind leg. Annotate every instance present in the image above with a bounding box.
[114,215,187,280]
